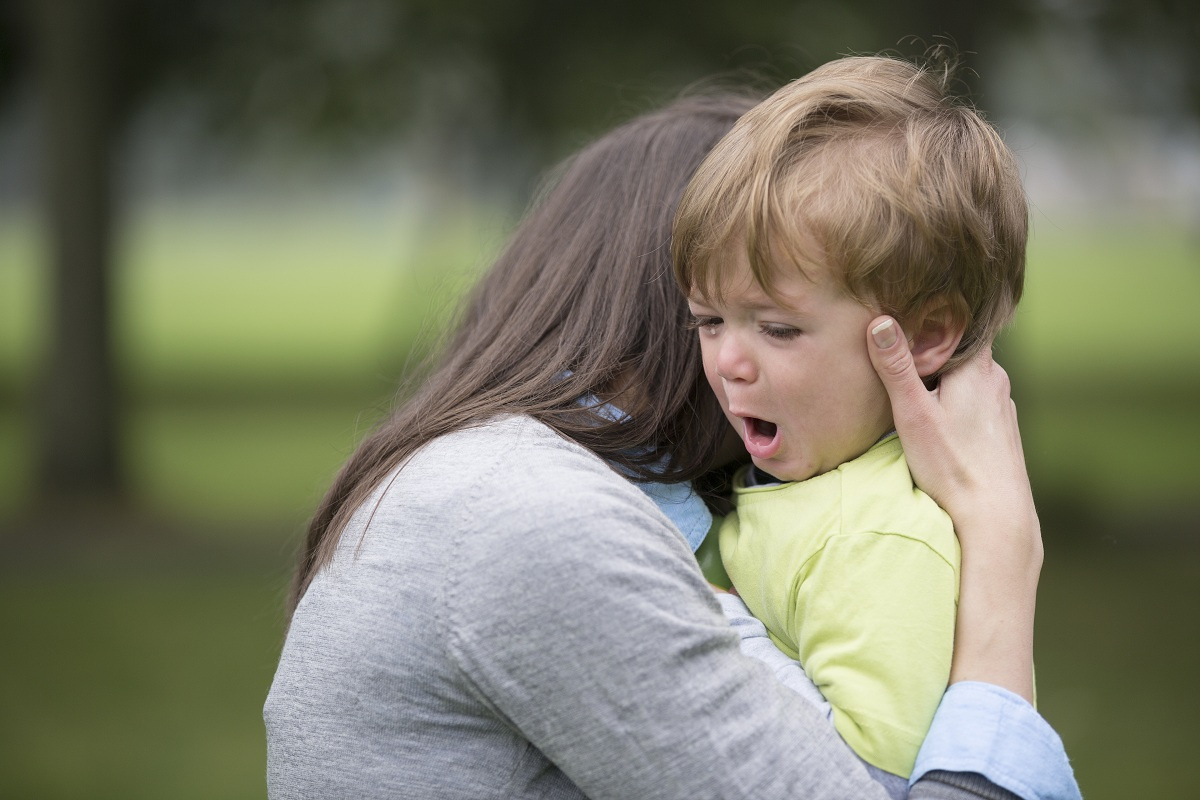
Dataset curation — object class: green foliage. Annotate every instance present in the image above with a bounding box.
[6,0,1096,161]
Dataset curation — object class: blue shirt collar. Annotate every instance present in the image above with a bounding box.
[576,390,713,552]
[630,477,713,552]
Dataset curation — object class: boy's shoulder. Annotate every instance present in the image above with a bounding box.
[839,435,959,558]
[730,435,958,561]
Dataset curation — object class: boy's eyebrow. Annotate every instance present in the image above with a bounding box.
[745,285,812,314]
[692,292,813,317]
[689,279,815,311]
[743,296,790,311]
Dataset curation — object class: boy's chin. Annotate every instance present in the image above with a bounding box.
[750,457,811,483]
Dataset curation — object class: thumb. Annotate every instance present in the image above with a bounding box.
[867,316,934,432]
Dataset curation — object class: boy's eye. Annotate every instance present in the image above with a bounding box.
[687,315,723,332]
[762,325,801,341]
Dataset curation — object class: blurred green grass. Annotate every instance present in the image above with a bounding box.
[1,210,1198,799]
[1035,545,1200,800]
[0,204,499,518]
[1007,223,1200,536]
[0,569,289,800]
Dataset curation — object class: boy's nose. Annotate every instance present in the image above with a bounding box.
[715,334,756,383]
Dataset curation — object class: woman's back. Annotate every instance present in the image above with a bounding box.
[267,416,840,799]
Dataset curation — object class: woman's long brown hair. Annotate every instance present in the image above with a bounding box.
[289,91,759,617]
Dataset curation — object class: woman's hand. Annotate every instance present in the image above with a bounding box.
[867,317,1040,703]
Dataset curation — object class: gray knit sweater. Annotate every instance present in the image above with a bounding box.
[265,416,1021,799]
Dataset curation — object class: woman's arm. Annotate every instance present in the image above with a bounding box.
[867,317,1039,702]
[867,317,1079,800]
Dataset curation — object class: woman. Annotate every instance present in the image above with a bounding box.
[265,91,1077,799]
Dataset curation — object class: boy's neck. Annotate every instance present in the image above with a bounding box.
[749,428,898,487]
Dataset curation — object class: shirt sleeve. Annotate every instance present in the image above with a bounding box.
[913,682,1082,800]
[793,531,958,778]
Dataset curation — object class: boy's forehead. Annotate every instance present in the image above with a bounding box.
[690,250,828,312]
[688,240,761,302]
[705,232,828,294]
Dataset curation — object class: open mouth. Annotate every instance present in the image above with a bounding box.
[741,416,782,459]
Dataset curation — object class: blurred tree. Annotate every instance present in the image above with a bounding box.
[4,0,1196,515]
[1090,0,1199,119]
[26,0,124,507]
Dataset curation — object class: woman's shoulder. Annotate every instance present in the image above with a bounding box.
[411,414,619,488]
[355,414,677,552]
[346,413,699,622]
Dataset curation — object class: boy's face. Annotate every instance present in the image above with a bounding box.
[687,246,893,483]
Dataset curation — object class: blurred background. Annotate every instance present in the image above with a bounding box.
[0,1,1197,798]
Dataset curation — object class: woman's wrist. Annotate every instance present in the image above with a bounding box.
[948,512,1041,703]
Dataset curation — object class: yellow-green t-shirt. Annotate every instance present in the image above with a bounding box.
[720,434,960,779]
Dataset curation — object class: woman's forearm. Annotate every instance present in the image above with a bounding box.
[950,514,1040,702]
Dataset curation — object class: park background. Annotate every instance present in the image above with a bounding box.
[0,1,1197,798]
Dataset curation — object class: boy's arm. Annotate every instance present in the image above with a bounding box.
[793,530,957,779]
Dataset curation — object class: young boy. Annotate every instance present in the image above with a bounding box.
[672,55,1028,793]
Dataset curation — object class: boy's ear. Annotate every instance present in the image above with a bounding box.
[904,296,967,378]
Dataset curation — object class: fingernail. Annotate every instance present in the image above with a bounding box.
[871,319,897,349]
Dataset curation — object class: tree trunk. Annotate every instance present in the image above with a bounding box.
[30,0,122,504]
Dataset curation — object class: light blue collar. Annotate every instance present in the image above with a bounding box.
[576,391,713,552]
[630,477,713,552]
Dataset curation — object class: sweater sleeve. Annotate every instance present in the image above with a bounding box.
[441,438,904,800]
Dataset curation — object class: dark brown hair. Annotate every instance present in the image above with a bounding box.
[675,56,1028,372]
[289,91,759,614]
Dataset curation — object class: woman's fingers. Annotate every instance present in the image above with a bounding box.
[866,316,956,507]
[866,316,1035,533]
[867,317,935,432]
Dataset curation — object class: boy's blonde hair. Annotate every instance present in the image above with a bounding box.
[673,55,1028,370]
